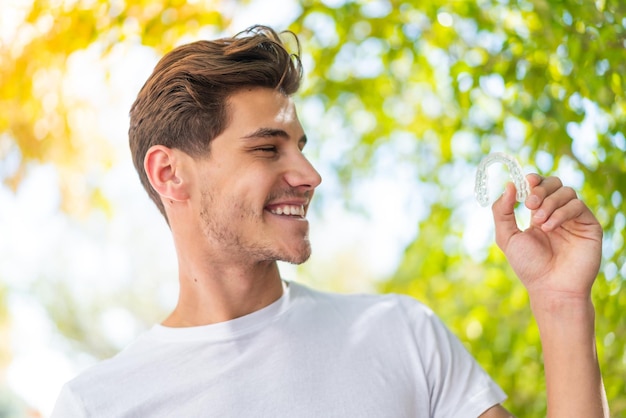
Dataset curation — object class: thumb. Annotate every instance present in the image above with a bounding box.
[492,182,521,250]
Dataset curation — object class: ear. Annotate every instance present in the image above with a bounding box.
[144,145,191,202]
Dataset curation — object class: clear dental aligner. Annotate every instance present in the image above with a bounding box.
[475,152,530,207]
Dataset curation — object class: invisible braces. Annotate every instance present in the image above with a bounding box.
[475,152,530,207]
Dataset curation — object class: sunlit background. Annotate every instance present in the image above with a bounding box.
[1,0,625,416]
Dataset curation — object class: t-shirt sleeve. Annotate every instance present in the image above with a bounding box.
[50,384,87,418]
[400,296,507,418]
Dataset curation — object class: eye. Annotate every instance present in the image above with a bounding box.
[254,146,278,156]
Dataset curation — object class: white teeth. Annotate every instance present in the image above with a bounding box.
[270,205,304,216]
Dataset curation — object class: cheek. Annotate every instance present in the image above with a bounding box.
[203,165,279,209]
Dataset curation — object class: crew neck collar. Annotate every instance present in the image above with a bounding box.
[149,280,294,342]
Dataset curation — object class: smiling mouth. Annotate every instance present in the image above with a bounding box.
[267,205,305,217]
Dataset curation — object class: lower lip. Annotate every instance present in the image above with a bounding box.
[265,210,307,220]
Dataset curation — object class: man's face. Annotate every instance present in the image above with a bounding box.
[193,87,322,265]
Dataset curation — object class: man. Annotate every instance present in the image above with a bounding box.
[51,26,608,417]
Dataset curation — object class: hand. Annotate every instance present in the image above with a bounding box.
[491,174,603,301]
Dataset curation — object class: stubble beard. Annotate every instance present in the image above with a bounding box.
[199,190,312,265]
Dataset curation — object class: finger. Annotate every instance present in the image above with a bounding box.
[526,173,544,189]
[525,175,563,210]
[531,185,578,228]
[492,182,520,249]
[539,196,594,232]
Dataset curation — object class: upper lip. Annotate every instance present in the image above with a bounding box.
[265,198,309,207]
[265,200,308,209]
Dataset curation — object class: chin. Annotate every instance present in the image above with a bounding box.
[278,243,312,265]
[281,254,310,265]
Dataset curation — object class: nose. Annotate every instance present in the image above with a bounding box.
[284,151,322,191]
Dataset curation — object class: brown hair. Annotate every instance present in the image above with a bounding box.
[128,25,303,219]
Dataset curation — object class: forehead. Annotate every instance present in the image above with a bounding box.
[225,87,300,132]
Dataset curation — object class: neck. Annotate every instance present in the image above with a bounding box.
[162,259,284,327]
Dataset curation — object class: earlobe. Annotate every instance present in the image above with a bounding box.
[144,145,190,202]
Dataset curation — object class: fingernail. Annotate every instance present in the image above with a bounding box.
[534,209,545,219]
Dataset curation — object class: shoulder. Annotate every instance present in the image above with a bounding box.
[291,280,430,308]
[54,329,160,413]
[288,281,439,330]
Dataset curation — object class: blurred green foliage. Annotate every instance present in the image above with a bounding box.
[1,0,625,416]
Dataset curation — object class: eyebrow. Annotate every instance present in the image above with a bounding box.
[242,128,307,146]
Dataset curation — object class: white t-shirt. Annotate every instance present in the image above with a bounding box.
[51,281,506,417]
